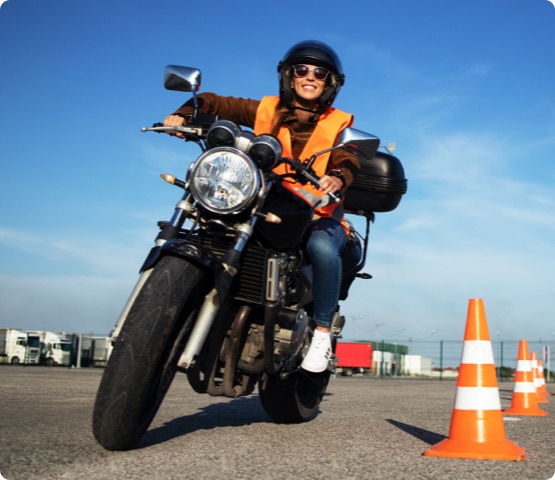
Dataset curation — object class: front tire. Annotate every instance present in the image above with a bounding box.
[258,370,331,423]
[92,256,209,450]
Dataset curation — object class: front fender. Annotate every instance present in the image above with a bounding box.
[140,239,234,300]
[140,239,220,274]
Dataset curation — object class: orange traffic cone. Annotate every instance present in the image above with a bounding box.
[503,340,548,417]
[537,359,550,402]
[423,299,526,461]
[531,352,548,404]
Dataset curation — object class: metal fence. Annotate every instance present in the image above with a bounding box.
[372,339,554,382]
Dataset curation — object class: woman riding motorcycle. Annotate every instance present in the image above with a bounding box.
[164,40,360,373]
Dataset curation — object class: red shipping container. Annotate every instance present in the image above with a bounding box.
[336,342,373,375]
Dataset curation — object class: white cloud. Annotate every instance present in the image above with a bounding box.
[342,127,555,344]
[0,273,135,335]
[0,226,146,275]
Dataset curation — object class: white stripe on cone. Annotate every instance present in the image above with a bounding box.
[516,360,531,371]
[513,382,538,394]
[454,387,502,411]
[460,340,495,364]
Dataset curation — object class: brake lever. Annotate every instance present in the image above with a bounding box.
[141,124,205,136]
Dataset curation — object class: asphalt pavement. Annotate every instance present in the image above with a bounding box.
[0,367,554,480]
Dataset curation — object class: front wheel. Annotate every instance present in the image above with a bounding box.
[92,256,209,450]
[258,370,331,423]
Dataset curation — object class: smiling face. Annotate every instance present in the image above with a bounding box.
[290,64,327,110]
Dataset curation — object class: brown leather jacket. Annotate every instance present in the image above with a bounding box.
[173,93,360,192]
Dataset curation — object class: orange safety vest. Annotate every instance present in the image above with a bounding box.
[254,96,353,226]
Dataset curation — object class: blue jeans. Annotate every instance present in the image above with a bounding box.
[305,218,348,328]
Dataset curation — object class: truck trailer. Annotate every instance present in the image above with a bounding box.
[0,328,41,365]
[336,342,373,376]
[76,335,113,367]
[28,331,72,366]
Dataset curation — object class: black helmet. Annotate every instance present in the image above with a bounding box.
[277,40,345,114]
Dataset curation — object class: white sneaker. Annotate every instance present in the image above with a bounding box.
[301,329,332,373]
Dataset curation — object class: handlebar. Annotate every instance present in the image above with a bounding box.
[282,158,342,204]
[142,114,220,137]
[142,121,341,204]
[141,123,206,137]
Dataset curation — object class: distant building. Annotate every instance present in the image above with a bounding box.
[404,354,433,376]
[369,341,408,376]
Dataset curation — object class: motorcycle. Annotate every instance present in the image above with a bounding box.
[92,65,407,451]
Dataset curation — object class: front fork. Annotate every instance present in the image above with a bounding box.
[110,195,196,344]
[110,268,153,343]
[177,218,257,369]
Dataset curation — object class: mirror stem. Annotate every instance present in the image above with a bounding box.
[306,143,343,169]
[192,90,199,118]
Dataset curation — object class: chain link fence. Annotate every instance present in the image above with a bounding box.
[369,339,554,382]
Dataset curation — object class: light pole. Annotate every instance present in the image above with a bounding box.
[349,314,365,341]
[394,329,406,376]
[496,331,501,382]
[375,322,385,377]
[549,332,554,382]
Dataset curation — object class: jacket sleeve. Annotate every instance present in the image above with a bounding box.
[173,93,260,129]
[328,133,361,192]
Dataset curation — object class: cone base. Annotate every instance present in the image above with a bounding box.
[423,438,526,461]
[503,406,548,417]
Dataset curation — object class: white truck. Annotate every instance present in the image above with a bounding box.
[76,335,113,367]
[91,336,113,367]
[30,331,73,366]
[0,328,41,365]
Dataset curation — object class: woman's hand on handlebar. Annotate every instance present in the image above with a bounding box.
[163,115,187,138]
[319,174,343,194]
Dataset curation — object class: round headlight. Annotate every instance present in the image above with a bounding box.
[189,147,260,214]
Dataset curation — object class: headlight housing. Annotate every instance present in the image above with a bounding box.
[189,147,261,214]
[249,134,282,171]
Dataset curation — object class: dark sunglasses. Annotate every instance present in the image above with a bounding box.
[292,64,330,81]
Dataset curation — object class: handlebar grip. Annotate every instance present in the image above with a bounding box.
[148,122,165,133]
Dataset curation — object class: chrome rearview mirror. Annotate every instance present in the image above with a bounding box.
[164,65,202,92]
[305,128,381,170]
[340,128,381,160]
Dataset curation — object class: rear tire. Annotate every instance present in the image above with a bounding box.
[92,256,209,450]
[258,370,330,423]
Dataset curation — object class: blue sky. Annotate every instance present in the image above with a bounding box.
[1,0,554,348]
